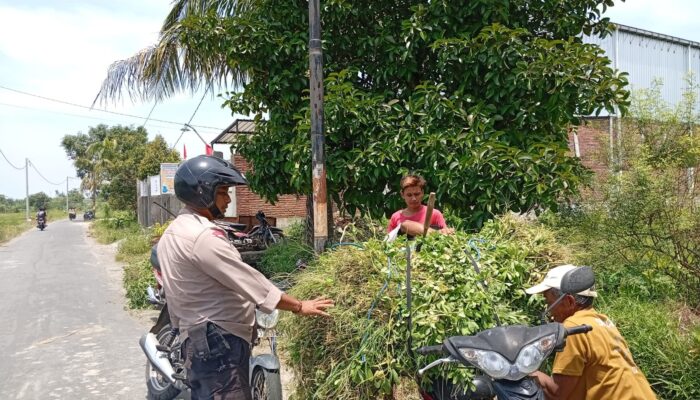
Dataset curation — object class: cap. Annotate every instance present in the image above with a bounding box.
[525,264,597,297]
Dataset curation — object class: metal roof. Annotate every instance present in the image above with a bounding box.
[210,119,258,145]
[584,23,700,113]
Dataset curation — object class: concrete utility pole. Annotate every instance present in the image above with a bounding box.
[25,158,29,221]
[309,0,328,253]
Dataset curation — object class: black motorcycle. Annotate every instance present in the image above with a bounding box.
[214,211,284,252]
[37,216,46,231]
[83,210,95,221]
[416,266,595,400]
[248,211,284,249]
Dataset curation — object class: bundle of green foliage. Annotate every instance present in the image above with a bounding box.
[281,214,570,399]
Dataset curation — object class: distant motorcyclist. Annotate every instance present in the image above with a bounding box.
[36,206,48,223]
[36,206,48,230]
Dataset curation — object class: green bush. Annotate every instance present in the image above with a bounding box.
[282,220,306,243]
[258,241,314,278]
[281,215,569,399]
[123,256,157,309]
[600,297,700,400]
[116,232,151,262]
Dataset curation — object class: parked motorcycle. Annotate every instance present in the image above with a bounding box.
[140,246,283,400]
[83,210,95,221]
[415,266,595,400]
[214,210,284,252]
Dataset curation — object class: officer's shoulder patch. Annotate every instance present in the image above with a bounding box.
[211,228,228,240]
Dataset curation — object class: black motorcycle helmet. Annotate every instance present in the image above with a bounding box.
[174,155,247,219]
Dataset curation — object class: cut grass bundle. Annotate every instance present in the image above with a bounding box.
[281,215,570,399]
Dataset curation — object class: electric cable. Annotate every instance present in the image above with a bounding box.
[28,160,65,186]
[142,102,158,128]
[0,148,26,170]
[0,101,186,132]
[186,86,209,126]
[0,84,223,132]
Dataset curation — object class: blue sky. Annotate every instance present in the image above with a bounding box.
[0,0,237,200]
[0,0,698,201]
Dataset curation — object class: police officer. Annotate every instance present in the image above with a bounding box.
[157,155,333,400]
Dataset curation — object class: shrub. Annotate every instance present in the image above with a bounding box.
[116,232,151,262]
[258,241,314,278]
[123,257,157,309]
[600,297,700,400]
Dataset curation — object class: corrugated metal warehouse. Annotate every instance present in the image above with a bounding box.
[585,23,700,109]
[573,24,699,176]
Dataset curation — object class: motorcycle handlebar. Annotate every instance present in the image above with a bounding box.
[566,324,592,336]
[416,345,444,356]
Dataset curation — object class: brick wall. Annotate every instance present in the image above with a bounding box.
[571,117,612,175]
[231,154,307,228]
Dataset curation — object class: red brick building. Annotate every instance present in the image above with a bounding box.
[211,119,307,230]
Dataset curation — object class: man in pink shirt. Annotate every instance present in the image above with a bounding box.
[387,175,454,236]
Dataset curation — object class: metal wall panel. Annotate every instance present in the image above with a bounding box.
[584,24,700,111]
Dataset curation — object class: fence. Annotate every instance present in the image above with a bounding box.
[136,177,183,227]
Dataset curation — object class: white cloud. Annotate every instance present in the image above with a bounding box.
[604,0,700,42]
[0,3,163,103]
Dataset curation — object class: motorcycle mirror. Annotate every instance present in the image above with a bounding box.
[560,266,595,295]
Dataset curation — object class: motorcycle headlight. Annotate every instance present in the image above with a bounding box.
[255,309,279,329]
[515,334,556,375]
[459,348,511,379]
[459,334,556,381]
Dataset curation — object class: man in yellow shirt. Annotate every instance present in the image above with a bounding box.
[526,265,656,400]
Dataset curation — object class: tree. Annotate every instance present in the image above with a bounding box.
[137,135,181,179]
[97,0,629,227]
[62,125,171,211]
[28,192,51,210]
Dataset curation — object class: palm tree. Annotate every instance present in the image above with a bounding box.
[82,138,115,209]
[94,0,251,104]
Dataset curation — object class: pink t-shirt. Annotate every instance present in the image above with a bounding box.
[387,205,447,232]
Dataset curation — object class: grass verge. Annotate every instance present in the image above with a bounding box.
[0,212,32,244]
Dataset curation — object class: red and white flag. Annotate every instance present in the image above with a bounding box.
[205,144,213,156]
[183,144,187,160]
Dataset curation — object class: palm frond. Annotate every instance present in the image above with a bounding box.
[94,0,253,105]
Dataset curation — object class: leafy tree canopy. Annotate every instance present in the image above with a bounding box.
[99,0,629,227]
[62,125,181,211]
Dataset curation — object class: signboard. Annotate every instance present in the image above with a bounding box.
[160,163,179,194]
[139,179,149,197]
[150,175,161,196]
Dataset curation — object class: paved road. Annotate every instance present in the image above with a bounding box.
[0,219,150,399]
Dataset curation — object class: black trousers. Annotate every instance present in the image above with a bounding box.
[183,324,252,400]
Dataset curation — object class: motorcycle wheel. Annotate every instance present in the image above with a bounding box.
[251,367,282,400]
[263,233,284,249]
[145,325,182,400]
